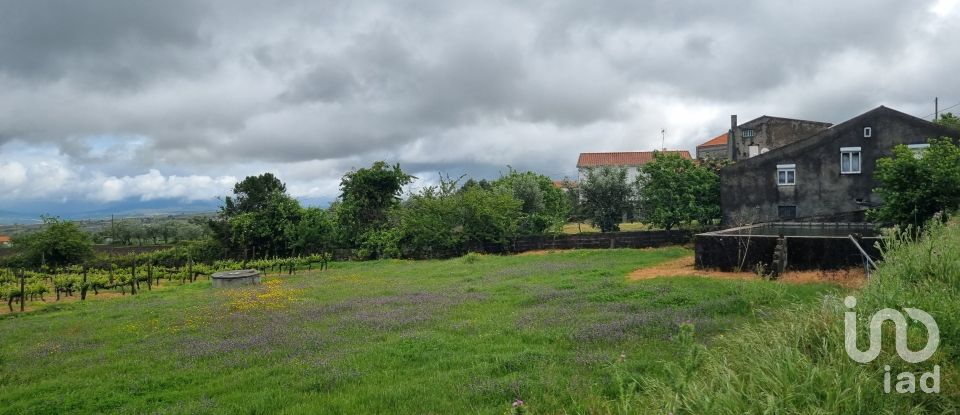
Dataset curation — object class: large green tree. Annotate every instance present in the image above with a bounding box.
[579,166,633,232]
[223,173,288,216]
[16,216,94,269]
[336,161,414,247]
[870,138,960,227]
[292,207,335,257]
[637,152,721,230]
[212,173,303,259]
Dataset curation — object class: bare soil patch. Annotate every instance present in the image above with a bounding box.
[628,255,866,288]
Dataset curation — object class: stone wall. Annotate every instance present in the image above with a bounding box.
[721,107,960,224]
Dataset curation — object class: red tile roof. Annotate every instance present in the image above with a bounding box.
[697,133,728,148]
[0,236,11,243]
[577,150,692,168]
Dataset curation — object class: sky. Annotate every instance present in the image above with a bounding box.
[1,0,959,217]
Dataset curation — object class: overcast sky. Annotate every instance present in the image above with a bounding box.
[1,0,959,214]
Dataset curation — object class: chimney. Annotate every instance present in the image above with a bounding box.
[728,114,737,161]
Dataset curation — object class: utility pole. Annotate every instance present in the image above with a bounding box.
[660,129,666,151]
[935,97,939,122]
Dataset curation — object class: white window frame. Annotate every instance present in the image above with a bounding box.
[840,147,861,174]
[777,164,796,186]
[742,128,755,138]
[908,143,930,159]
[863,127,872,138]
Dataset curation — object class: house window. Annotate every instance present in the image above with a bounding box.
[742,129,755,138]
[777,164,796,186]
[908,143,930,159]
[778,206,797,220]
[840,147,861,174]
[863,127,872,138]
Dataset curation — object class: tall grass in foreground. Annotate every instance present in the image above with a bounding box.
[635,219,960,414]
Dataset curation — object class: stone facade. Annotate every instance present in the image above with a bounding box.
[720,106,960,225]
[728,116,832,161]
[695,144,728,160]
[695,116,831,161]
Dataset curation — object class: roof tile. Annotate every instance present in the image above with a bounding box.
[697,133,728,148]
[577,150,691,168]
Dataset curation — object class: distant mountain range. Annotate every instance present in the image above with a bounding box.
[0,196,333,225]
[0,199,221,225]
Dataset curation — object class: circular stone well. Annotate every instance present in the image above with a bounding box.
[211,269,262,288]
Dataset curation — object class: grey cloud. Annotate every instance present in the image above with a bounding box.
[0,0,209,89]
[0,0,957,206]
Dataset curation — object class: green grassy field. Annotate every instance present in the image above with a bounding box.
[0,248,841,414]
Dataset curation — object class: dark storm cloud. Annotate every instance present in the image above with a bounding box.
[0,0,958,204]
[0,0,209,89]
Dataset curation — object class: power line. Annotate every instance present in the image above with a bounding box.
[920,100,960,120]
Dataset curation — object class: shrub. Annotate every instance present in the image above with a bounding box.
[870,138,960,227]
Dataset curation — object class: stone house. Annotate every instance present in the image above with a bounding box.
[720,106,960,224]
[696,115,832,160]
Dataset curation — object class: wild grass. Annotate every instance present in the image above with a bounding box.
[0,247,839,414]
[635,219,960,414]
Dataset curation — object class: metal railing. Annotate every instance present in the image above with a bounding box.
[848,235,878,278]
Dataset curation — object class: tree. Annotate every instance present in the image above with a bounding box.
[492,169,568,235]
[637,152,721,230]
[459,185,522,248]
[336,161,414,246]
[292,207,335,257]
[16,216,94,269]
[212,173,303,259]
[559,178,586,226]
[937,112,960,131]
[579,166,633,232]
[223,173,287,216]
[870,138,960,227]
[396,177,464,258]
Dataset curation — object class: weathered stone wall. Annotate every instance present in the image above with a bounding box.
[731,117,831,161]
[696,145,728,160]
[721,108,960,224]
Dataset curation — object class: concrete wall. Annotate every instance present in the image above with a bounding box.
[721,107,960,224]
[695,234,881,271]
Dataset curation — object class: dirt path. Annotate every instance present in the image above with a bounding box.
[628,255,866,288]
